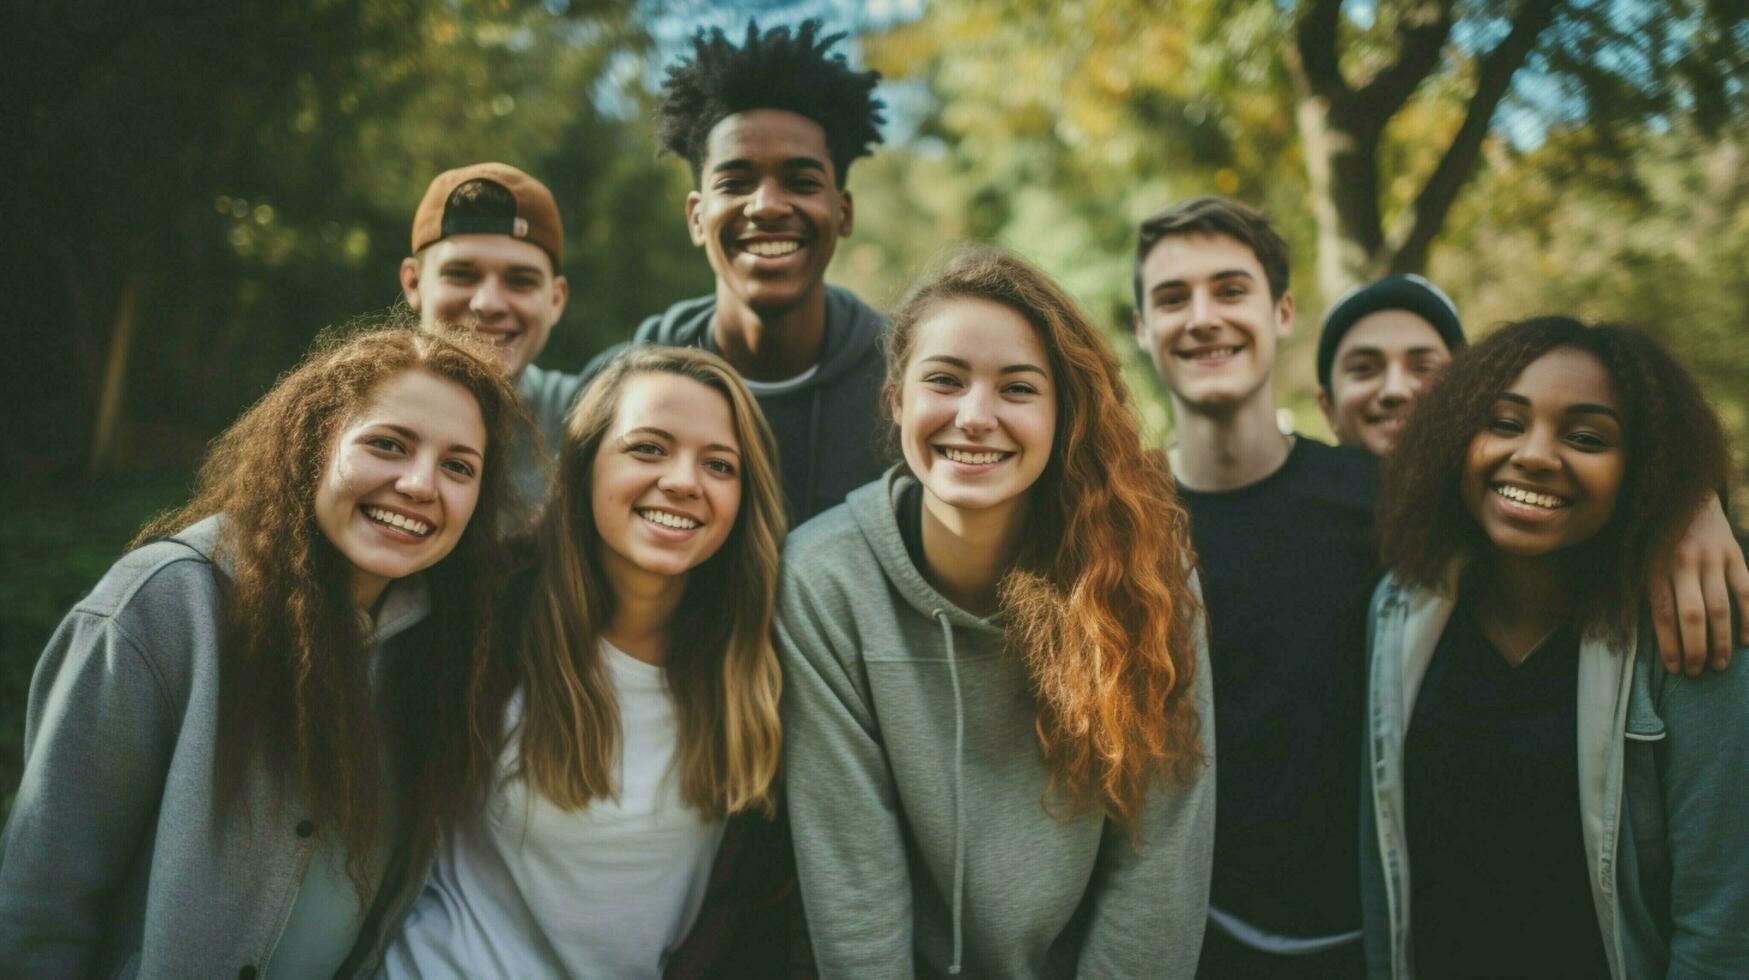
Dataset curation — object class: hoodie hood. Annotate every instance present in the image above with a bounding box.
[633,284,886,391]
[845,466,1005,636]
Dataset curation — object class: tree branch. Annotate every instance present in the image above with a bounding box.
[1387,0,1565,274]
[1352,0,1458,131]
[1293,0,1350,99]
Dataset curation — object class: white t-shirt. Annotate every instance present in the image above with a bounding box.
[379,641,724,979]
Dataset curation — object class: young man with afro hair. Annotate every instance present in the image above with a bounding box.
[591,19,890,523]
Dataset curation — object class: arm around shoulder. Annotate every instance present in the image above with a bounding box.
[775,560,917,980]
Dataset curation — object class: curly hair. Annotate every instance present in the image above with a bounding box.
[658,19,885,186]
[887,247,1206,828]
[1379,315,1730,636]
[512,346,788,818]
[137,320,528,897]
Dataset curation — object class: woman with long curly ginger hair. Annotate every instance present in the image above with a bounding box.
[381,346,791,977]
[1363,317,1749,978]
[0,326,525,977]
[779,247,1214,978]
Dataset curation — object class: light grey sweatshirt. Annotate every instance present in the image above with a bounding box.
[0,516,429,978]
[777,468,1216,979]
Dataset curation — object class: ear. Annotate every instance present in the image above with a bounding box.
[398,257,423,309]
[884,381,901,425]
[550,274,571,320]
[686,191,706,247]
[1275,291,1296,338]
[838,190,855,238]
[1316,387,1337,429]
[1131,308,1145,345]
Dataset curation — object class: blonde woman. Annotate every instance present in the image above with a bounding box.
[381,346,791,978]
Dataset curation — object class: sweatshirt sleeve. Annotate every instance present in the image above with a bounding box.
[0,602,180,973]
[776,569,916,980]
[1660,642,1749,976]
[1075,609,1217,977]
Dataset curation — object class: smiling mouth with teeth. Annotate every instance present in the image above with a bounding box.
[742,240,801,258]
[1493,484,1570,510]
[638,508,701,530]
[365,506,433,536]
[939,447,1010,465]
[1176,346,1242,361]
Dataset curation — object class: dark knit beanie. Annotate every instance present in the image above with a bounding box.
[1316,275,1464,389]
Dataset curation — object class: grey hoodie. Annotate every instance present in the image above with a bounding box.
[0,516,429,978]
[777,469,1216,979]
[573,285,890,523]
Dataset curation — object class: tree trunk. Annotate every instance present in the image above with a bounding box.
[1297,95,1389,300]
[88,272,144,476]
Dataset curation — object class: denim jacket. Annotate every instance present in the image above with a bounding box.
[1360,571,1749,979]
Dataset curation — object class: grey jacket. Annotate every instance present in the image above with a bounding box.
[777,469,1216,979]
[1360,571,1749,979]
[0,517,430,979]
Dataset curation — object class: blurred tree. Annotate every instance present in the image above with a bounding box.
[1,0,705,478]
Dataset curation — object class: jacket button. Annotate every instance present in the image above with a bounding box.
[239,968,257,980]
[295,819,314,838]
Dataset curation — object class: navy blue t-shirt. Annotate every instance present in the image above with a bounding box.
[1177,437,1380,939]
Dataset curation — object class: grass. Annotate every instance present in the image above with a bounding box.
[0,470,193,816]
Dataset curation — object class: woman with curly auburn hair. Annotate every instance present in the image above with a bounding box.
[1363,316,1749,979]
[778,246,1214,978]
[381,346,792,978]
[0,325,525,977]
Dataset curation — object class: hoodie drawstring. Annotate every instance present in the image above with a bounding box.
[933,609,966,976]
[804,386,822,517]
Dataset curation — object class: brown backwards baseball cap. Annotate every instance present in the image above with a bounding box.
[410,162,564,267]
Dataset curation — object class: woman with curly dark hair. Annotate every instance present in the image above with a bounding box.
[779,246,1214,978]
[0,325,525,978]
[1362,316,1749,979]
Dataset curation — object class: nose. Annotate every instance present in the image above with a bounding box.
[1509,423,1560,474]
[1186,288,1219,335]
[954,385,997,436]
[658,458,702,498]
[1377,361,1413,408]
[396,460,438,501]
[745,178,789,221]
[469,277,508,317]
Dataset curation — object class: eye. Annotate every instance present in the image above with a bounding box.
[1002,381,1040,396]
[1154,291,1188,311]
[921,372,963,389]
[1565,431,1613,452]
[628,441,665,457]
[788,176,822,192]
[365,436,406,454]
[714,177,750,194]
[506,274,541,290]
[1486,416,1524,435]
[704,458,737,476]
[442,458,477,478]
[440,269,480,284]
[1344,362,1380,379]
[1216,283,1249,300]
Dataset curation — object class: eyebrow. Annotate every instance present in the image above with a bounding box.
[438,260,545,277]
[918,355,1050,378]
[382,423,483,458]
[1496,392,1622,422]
[623,426,741,457]
[1148,269,1254,296]
[1340,345,1445,360]
[709,156,828,175]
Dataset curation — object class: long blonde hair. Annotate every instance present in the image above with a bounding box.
[514,346,787,816]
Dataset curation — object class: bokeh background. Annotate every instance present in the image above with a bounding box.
[3,0,1745,808]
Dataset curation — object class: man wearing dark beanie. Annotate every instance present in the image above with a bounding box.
[1315,274,1465,456]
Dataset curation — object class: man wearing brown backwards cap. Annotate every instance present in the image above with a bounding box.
[400,162,578,458]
